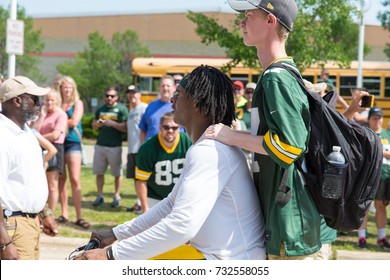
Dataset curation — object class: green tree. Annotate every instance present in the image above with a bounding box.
[378,0,390,59]
[57,30,150,112]
[0,6,45,81]
[187,0,366,72]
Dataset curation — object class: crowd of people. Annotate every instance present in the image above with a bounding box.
[1,0,389,260]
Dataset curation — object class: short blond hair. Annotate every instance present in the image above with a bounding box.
[45,88,62,108]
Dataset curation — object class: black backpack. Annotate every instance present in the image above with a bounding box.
[269,62,383,231]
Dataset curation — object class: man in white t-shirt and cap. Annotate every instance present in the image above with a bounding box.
[0,76,58,260]
[125,85,148,214]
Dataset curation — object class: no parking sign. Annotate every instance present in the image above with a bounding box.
[6,19,24,55]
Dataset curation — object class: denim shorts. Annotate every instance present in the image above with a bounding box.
[64,141,81,155]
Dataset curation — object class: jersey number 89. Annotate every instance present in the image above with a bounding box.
[155,159,185,186]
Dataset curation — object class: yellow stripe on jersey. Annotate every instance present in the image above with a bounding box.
[135,167,152,181]
[264,130,302,165]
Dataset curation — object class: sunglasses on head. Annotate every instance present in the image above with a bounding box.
[105,94,117,99]
[162,125,179,131]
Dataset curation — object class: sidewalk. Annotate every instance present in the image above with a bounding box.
[39,235,390,260]
[40,235,89,260]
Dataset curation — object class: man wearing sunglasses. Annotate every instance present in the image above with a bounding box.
[135,112,191,213]
[92,87,128,208]
[0,76,58,259]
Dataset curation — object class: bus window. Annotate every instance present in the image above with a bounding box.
[303,75,314,83]
[152,78,160,93]
[385,77,390,97]
[340,76,357,96]
[137,76,152,93]
[137,76,160,94]
[363,77,380,96]
[251,74,260,83]
[230,74,248,85]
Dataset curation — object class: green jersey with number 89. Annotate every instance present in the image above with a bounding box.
[135,132,192,200]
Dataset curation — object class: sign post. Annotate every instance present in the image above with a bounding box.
[6,0,24,78]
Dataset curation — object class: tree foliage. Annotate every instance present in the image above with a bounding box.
[187,0,366,72]
[378,0,390,60]
[0,6,45,81]
[57,30,150,111]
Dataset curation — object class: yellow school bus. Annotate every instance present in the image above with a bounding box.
[132,57,390,124]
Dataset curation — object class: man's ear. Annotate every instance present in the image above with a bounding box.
[12,96,23,108]
[267,13,277,26]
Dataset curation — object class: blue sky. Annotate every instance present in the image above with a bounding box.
[0,0,383,26]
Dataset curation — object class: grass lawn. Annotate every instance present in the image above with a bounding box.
[54,167,390,257]
[52,167,139,239]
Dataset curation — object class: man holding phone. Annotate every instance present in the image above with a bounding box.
[342,88,372,125]
[91,87,128,208]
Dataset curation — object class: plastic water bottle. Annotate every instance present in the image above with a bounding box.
[322,146,346,199]
[326,146,345,165]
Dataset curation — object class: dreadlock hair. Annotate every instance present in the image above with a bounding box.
[184,65,235,126]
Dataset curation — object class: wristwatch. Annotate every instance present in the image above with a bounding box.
[39,208,52,219]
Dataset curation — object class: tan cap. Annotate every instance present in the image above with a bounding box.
[245,82,256,90]
[303,79,327,93]
[0,76,50,103]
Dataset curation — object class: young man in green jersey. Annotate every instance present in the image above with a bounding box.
[205,0,323,259]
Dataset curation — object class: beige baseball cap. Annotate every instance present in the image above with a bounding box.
[0,76,50,103]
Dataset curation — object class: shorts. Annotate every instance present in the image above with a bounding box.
[46,143,65,174]
[64,141,81,155]
[126,153,137,179]
[375,180,388,200]
[93,145,123,177]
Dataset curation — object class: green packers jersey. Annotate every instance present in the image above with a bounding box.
[135,132,192,200]
[378,129,390,180]
[252,58,321,256]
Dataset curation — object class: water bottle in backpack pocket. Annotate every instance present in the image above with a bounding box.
[322,146,348,199]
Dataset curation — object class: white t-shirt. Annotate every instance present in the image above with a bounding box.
[0,114,48,213]
[127,102,148,154]
[112,137,266,260]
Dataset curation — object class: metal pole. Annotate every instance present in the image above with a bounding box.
[356,0,370,89]
[7,0,17,78]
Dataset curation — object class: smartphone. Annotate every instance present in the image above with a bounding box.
[360,95,374,108]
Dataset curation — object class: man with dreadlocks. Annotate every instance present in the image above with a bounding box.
[74,65,266,260]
